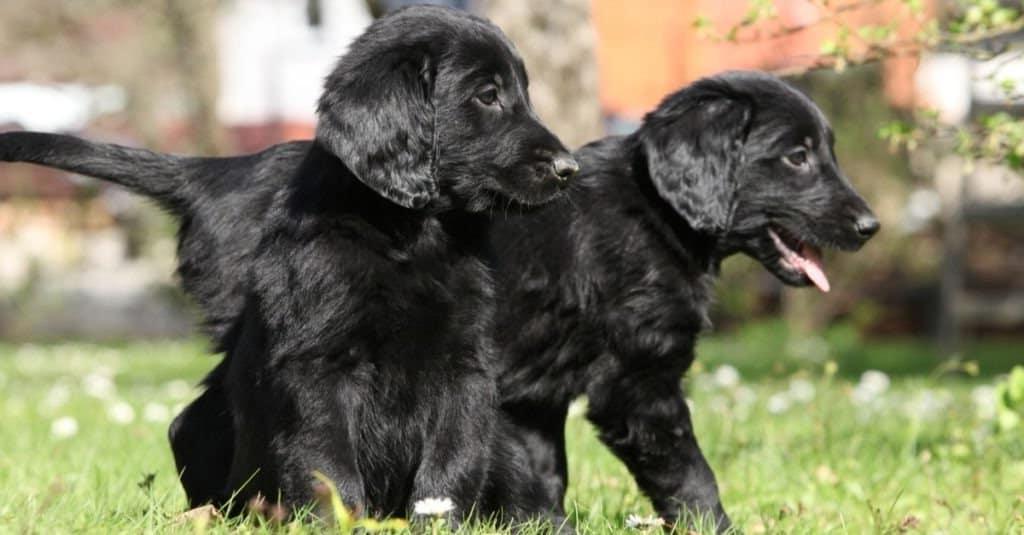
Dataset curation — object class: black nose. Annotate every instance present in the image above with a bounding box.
[552,155,579,182]
[854,213,880,239]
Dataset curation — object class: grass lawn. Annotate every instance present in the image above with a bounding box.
[0,329,1021,533]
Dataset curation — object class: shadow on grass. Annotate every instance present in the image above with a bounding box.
[698,320,1022,379]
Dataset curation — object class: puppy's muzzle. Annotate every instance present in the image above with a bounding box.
[551,154,580,187]
[853,212,880,240]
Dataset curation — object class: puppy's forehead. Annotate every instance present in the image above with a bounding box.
[447,31,527,85]
[754,84,832,149]
[385,6,526,81]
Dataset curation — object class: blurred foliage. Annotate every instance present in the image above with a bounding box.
[996,365,1024,431]
[697,319,1022,379]
[0,0,221,153]
[697,0,1024,171]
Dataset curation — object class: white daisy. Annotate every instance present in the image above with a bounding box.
[412,497,455,516]
[851,370,890,405]
[143,402,171,423]
[712,365,740,389]
[788,378,816,403]
[107,401,135,425]
[971,385,996,420]
[767,392,792,414]
[163,379,193,400]
[902,388,952,421]
[625,514,665,529]
[82,371,116,399]
[42,383,72,411]
[51,416,79,439]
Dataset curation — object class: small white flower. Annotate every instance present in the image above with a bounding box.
[971,385,997,420]
[851,370,890,405]
[143,402,170,423]
[712,365,740,389]
[82,372,116,399]
[163,379,193,400]
[412,497,455,516]
[107,401,135,424]
[733,385,757,406]
[788,378,816,403]
[625,514,665,529]
[42,383,72,410]
[859,370,890,391]
[903,388,952,421]
[767,392,792,414]
[51,416,79,439]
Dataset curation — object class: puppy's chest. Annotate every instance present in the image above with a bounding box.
[588,248,716,347]
[261,226,493,366]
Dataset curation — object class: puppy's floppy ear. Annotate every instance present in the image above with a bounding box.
[316,48,437,209]
[639,84,752,235]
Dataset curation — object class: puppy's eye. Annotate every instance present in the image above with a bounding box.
[782,148,810,169]
[476,87,500,107]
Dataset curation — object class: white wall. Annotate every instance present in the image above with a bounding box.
[217,0,372,125]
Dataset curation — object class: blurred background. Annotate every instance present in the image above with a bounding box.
[0,0,1020,376]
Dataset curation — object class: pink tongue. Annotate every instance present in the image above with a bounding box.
[798,245,830,293]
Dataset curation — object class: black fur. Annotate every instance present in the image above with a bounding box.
[2,64,878,528]
[485,71,879,531]
[1,5,577,521]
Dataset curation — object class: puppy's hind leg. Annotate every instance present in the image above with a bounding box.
[169,381,234,508]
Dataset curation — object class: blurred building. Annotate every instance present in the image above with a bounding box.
[3,0,1023,340]
[590,0,929,123]
[216,0,371,152]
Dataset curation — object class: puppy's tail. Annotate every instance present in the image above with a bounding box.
[0,131,192,212]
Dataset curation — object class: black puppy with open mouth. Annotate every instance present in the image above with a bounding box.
[486,71,878,531]
[1,6,577,522]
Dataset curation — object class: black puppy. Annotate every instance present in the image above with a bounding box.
[0,6,577,520]
[486,71,879,530]
[220,7,578,519]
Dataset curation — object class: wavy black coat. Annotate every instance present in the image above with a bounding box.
[485,71,878,531]
[0,5,578,520]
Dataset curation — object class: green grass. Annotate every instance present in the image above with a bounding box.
[0,332,1021,534]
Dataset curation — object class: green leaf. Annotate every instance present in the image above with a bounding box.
[692,15,711,30]
[311,471,353,533]
[996,366,1024,432]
